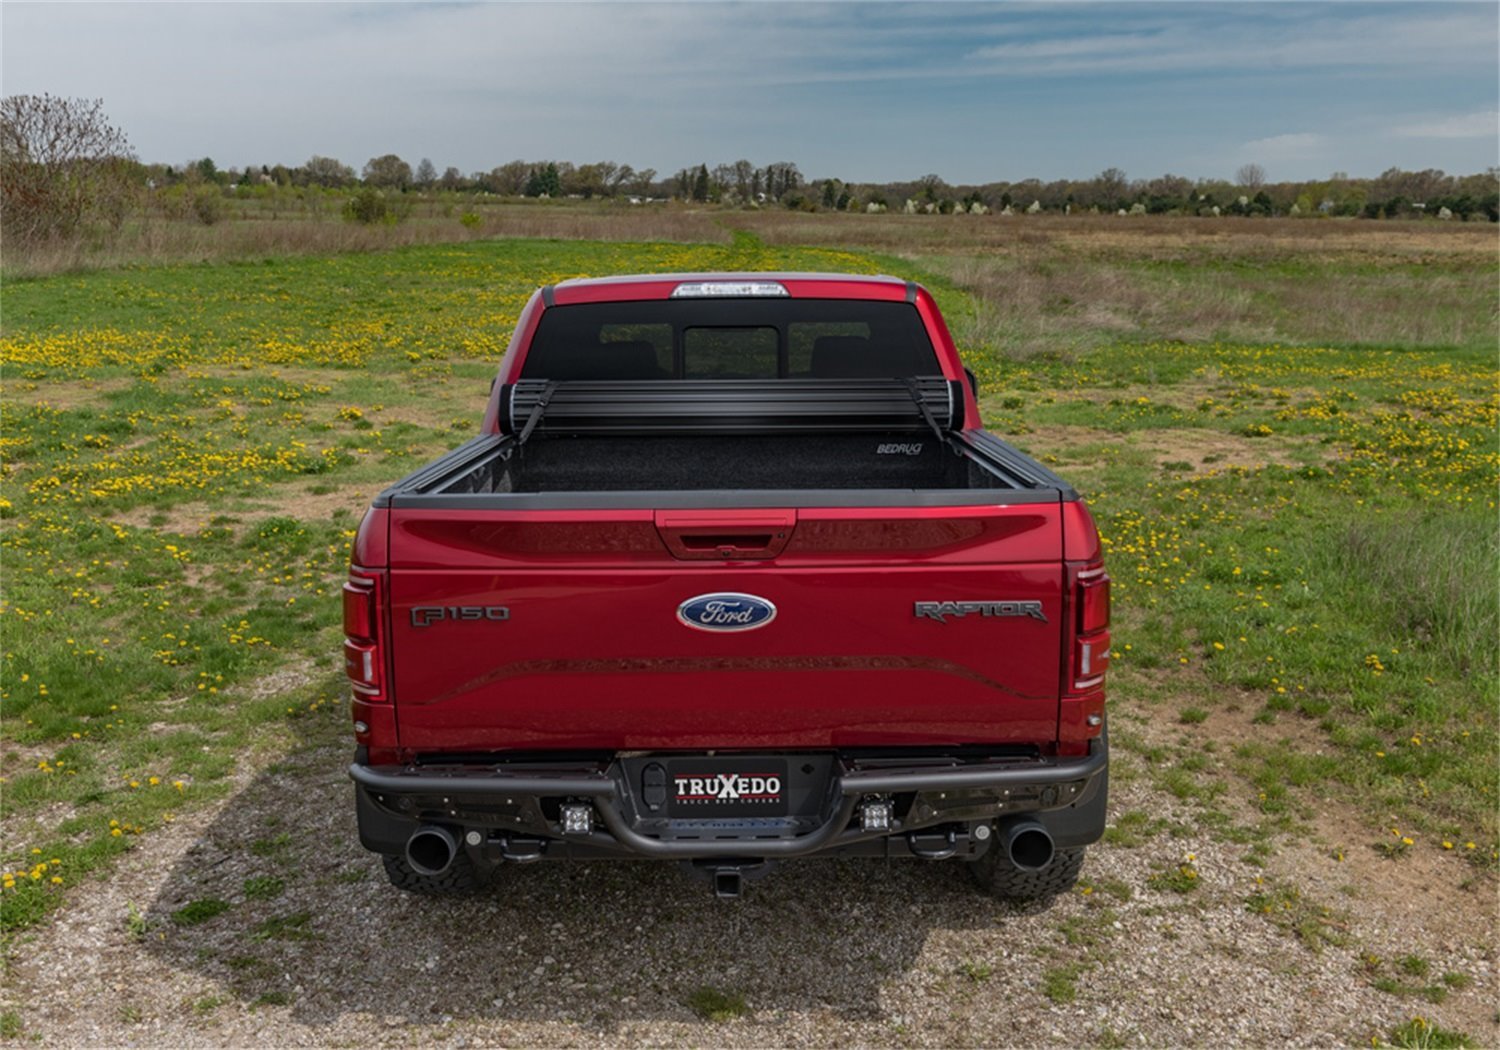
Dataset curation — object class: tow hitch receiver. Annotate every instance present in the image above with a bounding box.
[684,859,775,899]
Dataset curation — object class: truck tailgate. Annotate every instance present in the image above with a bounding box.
[386,504,1063,752]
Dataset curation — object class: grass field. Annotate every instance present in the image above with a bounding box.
[1,219,1496,938]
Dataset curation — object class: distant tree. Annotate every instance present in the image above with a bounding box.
[0,93,137,245]
[1089,167,1129,209]
[362,153,412,189]
[692,163,710,202]
[195,156,219,183]
[301,155,354,187]
[490,160,530,196]
[610,163,635,194]
[630,167,656,196]
[524,162,560,197]
[1236,163,1266,190]
[731,159,754,200]
[761,162,801,202]
[415,157,437,190]
[439,166,464,191]
[570,162,606,198]
[592,161,619,195]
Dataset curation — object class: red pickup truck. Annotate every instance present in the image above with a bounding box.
[345,273,1109,901]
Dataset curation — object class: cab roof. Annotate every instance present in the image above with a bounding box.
[547,272,916,306]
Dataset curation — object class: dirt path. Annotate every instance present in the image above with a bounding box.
[2,713,1494,1048]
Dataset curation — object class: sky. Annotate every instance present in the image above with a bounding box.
[3,2,1496,185]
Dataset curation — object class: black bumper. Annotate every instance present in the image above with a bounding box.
[351,735,1108,862]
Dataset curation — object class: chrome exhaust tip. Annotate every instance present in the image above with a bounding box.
[405,825,459,876]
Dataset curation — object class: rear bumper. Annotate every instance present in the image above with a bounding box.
[351,735,1108,862]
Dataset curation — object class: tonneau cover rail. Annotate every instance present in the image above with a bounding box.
[502,376,959,435]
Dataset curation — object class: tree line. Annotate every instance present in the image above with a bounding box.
[4,95,1497,250]
[141,154,1500,222]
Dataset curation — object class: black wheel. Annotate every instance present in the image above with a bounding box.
[967,845,1085,902]
[381,852,487,897]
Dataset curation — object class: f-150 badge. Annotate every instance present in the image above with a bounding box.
[410,605,510,628]
[914,600,1047,624]
[677,593,777,632]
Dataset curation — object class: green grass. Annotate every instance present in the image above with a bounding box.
[242,876,285,901]
[1387,1017,1474,1049]
[1041,962,1087,1004]
[1,227,1495,938]
[1147,863,1201,894]
[250,911,316,942]
[982,335,1499,848]
[171,898,231,926]
[686,986,748,1022]
[1243,882,1349,950]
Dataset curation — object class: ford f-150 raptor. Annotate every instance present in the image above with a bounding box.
[345,273,1110,901]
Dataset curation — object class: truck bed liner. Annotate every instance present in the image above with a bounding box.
[375,431,1074,509]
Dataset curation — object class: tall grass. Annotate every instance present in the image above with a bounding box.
[1336,513,1500,677]
[2,203,730,278]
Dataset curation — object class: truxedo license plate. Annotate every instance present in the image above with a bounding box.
[666,757,789,818]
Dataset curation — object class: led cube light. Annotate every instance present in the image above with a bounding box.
[860,799,894,833]
[560,803,593,835]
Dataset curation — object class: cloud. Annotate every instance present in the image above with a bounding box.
[1239,133,1326,161]
[1391,110,1500,140]
[961,5,1498,78]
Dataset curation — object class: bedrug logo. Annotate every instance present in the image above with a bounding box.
[914,600,1048,624]
[675,773,783,804]
[876,442,923,455]
[677,593,776,632]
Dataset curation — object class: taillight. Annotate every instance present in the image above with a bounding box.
[1071,565,1111,692]
[343,581,374,640]
[343,573,385,700]
[1078,569,1110,633]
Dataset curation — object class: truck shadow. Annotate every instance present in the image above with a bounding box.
[144,734,1050,1034]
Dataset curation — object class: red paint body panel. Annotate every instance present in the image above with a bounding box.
[388,561,1062,752]
[387,501,1065,751]
[357,274,1109,762]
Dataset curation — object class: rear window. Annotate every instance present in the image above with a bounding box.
[522,300,938,380]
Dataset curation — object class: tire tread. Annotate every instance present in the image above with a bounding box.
[968,845,1085,902]
[381,852,485,896]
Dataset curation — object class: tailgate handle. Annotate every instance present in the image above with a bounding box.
[654,510,796,560]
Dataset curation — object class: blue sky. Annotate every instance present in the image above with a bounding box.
[3,2,1495,184]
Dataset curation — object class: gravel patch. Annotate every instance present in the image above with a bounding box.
[2,738,1494,1048]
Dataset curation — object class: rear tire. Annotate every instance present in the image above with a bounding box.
[381,851,486,897]
[967,844,1085,902]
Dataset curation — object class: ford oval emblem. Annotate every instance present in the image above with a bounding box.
[677,592,777,633]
